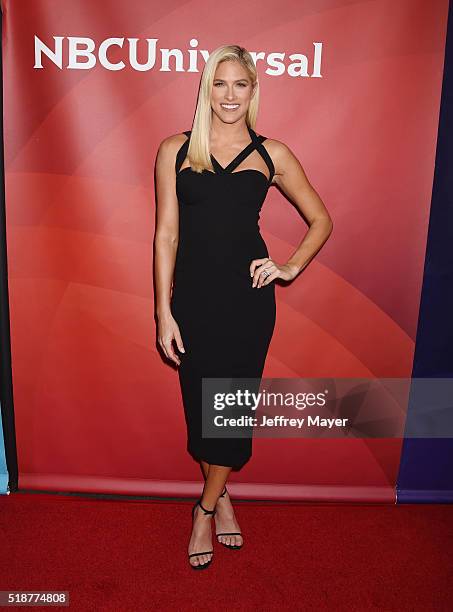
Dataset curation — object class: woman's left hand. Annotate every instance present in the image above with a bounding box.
[250,257,300,288]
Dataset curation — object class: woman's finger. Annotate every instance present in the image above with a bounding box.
[174,327,185,354]
[256,263,277,287]
[253,261,275,287]
[164,336,181,365]
[250,257,269,278]
[260,269,279,287]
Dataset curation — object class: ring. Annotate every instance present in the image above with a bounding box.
[261,269,271,277]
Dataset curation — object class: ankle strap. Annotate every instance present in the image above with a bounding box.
[220,486,227,497]
[198,499,216,515]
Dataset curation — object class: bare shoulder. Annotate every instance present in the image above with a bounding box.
[260,137,304,186]
[260,137,296,164]
[157,131,189,160]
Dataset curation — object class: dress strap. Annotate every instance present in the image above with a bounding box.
[227,126,275,184]
[212,124,258,174]
[255,132,275,184]
[175,130,191,174]
[175,127,274,184]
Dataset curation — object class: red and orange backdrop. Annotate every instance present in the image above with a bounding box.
[1,0,449,500]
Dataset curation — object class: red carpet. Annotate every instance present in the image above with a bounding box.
[1,493,452,611]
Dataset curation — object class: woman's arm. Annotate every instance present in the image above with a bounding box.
[153,135,185,364]
[251,139,333,288]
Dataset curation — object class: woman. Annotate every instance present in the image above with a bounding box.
[154,45,332,570]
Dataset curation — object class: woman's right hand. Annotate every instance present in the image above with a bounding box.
[157,313,185,366]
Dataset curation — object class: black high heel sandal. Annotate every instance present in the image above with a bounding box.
[215,487,243,550]
[188,499,216,570]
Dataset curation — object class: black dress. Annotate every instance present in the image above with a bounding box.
[171,124,276,468]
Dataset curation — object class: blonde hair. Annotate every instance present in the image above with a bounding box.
[186,44,259,173]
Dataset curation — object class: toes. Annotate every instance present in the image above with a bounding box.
[217,533,244,547]
[190,552,213,567]
[201,553,211,566]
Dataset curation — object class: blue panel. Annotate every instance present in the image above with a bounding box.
[0,402,9,494]
[397,1,453,503]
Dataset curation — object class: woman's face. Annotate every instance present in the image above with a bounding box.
[211,60,256,124]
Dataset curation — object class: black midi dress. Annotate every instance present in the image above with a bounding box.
[170,124,276,468]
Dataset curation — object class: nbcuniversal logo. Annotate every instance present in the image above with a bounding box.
[33,36,323,77]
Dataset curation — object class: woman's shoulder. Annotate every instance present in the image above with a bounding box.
[259,134,291,156]
[259,135,298,166]
[155,132,191,168]
[158,131,190,152]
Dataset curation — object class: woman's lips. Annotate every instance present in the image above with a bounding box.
[220,104,240,111]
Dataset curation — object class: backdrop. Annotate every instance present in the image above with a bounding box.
[1,0,450,501]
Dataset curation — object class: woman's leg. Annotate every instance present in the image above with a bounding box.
[199,460,243,549]
[188,463,231,567]
[200,460,210,479]
[200,464,231,508]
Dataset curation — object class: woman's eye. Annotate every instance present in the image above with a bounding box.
[214,82,247,87]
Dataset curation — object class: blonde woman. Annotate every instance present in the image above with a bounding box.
[154,44,332,569]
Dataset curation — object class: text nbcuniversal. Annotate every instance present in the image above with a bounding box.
[34,36,324,77]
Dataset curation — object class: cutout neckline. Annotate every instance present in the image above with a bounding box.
[177,125,273,184]
[210,125,259,174]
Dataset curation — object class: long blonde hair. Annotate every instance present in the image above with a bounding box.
[186,45,260,173]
